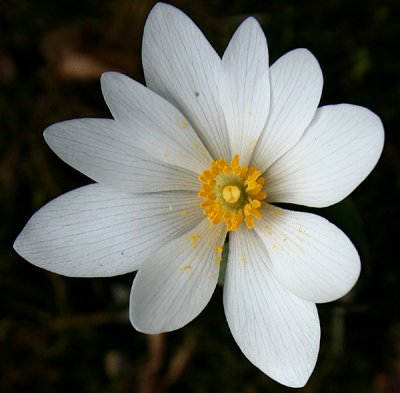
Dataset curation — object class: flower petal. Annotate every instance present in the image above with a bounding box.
[219,17,270,165]
[142,3,230,160]
[44,118,200,193]
[14,184,202,277]
[130,219,227,334]
[224,227,320,387]
[255,205,361,303]
[251,49,323,172]
[266,104,385,206]
[101,72,212,173]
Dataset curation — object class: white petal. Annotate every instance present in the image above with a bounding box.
[101,72,212,173]
[224,227,320,387]
[130,219,227,334]
[219,18,270,165]
[14,184,202,277]
[251,49,323,172]
[44,118,200,193]
[255,205,361,303]
[142,3,230,160]
[266,104,385,206]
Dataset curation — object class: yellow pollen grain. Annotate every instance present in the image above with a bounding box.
[179,210,188,217]
[222,185,241,204]
[180,264,192,271]
[189,234,200,248]
[192,141,210,162]
[180,119,188,129]
[216,245,224,253]
[250,138,258,147]
[215,255,222,265]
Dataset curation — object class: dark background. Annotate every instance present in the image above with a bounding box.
[1,0,399,392]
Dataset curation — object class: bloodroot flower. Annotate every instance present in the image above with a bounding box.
[14,3,384,387]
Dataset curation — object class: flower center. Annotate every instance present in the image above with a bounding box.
[198,154,267,231]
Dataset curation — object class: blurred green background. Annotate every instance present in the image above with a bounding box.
[1,0,399,392]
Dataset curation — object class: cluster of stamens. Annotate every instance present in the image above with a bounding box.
[198,154,267,231]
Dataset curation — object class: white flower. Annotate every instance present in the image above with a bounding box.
[14,3,384,388]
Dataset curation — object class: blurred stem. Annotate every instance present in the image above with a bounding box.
[164,332,197,387]
[139,331,197,393]
[139,334,166,393]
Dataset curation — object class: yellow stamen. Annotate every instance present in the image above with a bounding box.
[198,154,266,231]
